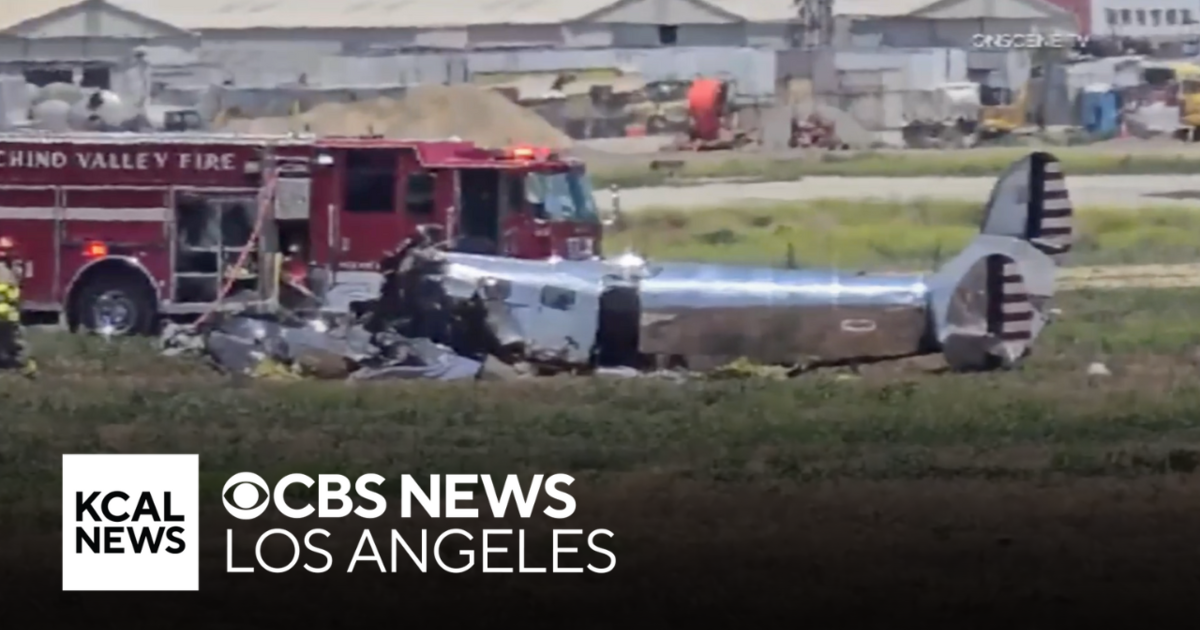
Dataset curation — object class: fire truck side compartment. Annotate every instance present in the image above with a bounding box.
[273,175,311,220]
[171,193,261,305]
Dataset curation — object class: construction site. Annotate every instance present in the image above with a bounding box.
[2,69,861,154]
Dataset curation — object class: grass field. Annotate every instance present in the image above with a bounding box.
[3,286,1199,496]
[8,289,1200,620]
[589,147,1200,188]
[604,199,1200,269]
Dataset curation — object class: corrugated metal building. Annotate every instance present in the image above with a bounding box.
[0,1,801,51]
[0,0,800,87]
[831,0,1080,48]
[810,47,970,135]
[0,0,195,85]
[1090,0,1200,40]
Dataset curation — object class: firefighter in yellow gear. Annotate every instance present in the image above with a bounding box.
[0,238,35,377]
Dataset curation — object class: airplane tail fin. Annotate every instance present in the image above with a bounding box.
[979,151,1073,262]
[927,151,1073,371]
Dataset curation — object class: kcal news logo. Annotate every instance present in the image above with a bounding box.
[61,454,199,591]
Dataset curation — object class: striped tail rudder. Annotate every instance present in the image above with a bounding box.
[980,151,1073,267]
[929,151,1071,371]
[986,254,1034,363]
[1027,153,1072,264]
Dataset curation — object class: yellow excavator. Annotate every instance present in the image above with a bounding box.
[625,79,691,134]
[1183,79,1200,140]
[978,85,1028,138]
[977,55,1063,140]
[1167,62,1200,140]
[977,74,1059,140]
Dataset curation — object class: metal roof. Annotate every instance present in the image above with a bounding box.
[833,0,1074,19]
[832,0,940,17]
[107,0,621,29]
[2,0,800,32]
[0,0,83,31]
[710,0,798,22]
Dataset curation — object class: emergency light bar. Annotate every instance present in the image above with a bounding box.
[496,146,556,161]
[83,241,108,258]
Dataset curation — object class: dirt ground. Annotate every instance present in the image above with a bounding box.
[1060,263,1200,290]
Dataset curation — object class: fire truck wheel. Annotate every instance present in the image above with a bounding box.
[73,274,157,337]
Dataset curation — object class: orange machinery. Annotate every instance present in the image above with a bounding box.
[681,77,755,150]
[686,77,727,141]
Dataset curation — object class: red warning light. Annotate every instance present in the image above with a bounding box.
[83,241,108,258]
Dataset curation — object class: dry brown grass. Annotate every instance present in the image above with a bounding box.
[606,199,1200,270]
[1,287,1197,492]
[589,144,1200,188]
[1061,263,1200,289]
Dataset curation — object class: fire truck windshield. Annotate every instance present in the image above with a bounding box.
[525,171,599,224]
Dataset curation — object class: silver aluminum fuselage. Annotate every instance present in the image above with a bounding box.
[439,253,933,366]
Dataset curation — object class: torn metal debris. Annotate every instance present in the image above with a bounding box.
[160,312,487,382]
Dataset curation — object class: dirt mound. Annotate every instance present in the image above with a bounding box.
[299,96,402,136]
[222,85,570,149]
[380,85,571,149]
[221,115,298,135]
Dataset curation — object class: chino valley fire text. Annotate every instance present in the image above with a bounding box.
[223,473,615,574]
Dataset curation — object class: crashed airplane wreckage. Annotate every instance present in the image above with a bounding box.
[164,151,1072,380]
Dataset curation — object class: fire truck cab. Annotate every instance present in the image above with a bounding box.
[0,132,603,335]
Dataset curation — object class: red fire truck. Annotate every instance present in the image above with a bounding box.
[0,132,604,335]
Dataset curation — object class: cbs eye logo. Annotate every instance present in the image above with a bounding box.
[222,472,269,519]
